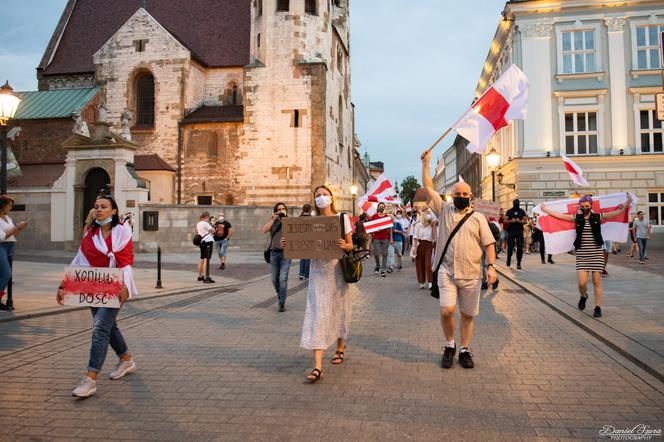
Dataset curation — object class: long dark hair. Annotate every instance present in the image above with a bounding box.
[273,202,288,214]
[90,195,121,232]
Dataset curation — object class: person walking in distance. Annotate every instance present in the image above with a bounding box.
[0,196,28,310]
[422,150,497,369]
[411,209,436,289]
[541,194,631,318]
[391,214,405,271]
[283,186,355,383]
[396,209,411,255]
[633,211,652,264]
[505,199,527,269]
[56,194,138,397]
[627,214,639,259]
[299,204,312,280]
[370,203,392,277]
[262,203,292,312]
[196,212,215,283]
[213,213,233,270]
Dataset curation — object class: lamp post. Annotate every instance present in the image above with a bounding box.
[350,184,358,217]
[486,147,500,202]
[0,81,22,195]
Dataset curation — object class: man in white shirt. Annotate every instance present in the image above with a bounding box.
[422,149,497,370]
[196,211,215,283]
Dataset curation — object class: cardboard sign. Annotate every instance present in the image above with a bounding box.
[282,216,344,260]
[62,267,124,308]
[473,199,500,218]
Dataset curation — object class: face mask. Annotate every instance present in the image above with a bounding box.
[453,196,470,210]
[95,217,113,226]
[218,216,225,222]
[581,207,591,214]
[315,195,332,209]
[378,206,385,213]
[396,214,402,219]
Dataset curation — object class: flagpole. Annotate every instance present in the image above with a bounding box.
[425,127,453,154]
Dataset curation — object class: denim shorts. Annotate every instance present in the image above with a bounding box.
[216,239,229,257]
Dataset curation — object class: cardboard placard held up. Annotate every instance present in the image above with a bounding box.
[282,216,344,260]
[62,267,124,308]
[473,199,501,219]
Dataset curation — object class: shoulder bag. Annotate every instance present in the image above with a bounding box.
[263,221,282,264]
[430,211,474,299]
[339,212,367,283]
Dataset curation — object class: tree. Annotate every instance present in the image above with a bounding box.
[399,175,420,205]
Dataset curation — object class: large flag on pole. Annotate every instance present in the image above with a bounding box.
[533,193,636,255]
[452,64,529,154]
[561,153,590,187]
[358,174,397,215]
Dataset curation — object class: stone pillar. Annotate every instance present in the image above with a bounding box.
[605,17,630,155]
[521,23,554,157]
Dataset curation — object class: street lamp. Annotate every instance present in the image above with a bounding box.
[486,147,500,202]
[0,81,22,195]
[350,184,358,216]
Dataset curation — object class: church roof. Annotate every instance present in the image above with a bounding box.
[134,154,176,172]
[39,0,250,76]
[14,87,99,120]
[181,105,244,125]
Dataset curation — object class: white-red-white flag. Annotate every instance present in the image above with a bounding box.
[358,174,397,216]
[452,64,529,154]
[363,216,393,234]
[561,153,590,188]
[533,193,637,255]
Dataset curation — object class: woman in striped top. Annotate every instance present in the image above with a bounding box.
[541,194,631,318]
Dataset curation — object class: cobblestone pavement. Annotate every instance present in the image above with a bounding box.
[0,260,662,441]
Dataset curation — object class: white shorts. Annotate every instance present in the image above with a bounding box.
[438,270,482,317]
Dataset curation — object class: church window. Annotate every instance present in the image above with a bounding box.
[294,110,300,128]
[256,0,263,16]
[305,0,317,15]
[277,0,289,12]
[133,39,148,52]
[136,74,155,127]
[257,33,261,48]
[197,195,213,205]
[231,85,238,105]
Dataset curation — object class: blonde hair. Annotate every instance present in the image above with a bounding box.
[313,185,338,214]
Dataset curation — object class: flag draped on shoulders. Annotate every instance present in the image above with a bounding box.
[452,64,529,154]
[71,223,138,298]
[533,193,637,255]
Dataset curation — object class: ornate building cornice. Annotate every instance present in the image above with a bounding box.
[521,23,553,39]
[605,17,626,33]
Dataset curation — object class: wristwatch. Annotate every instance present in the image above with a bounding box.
[487,263,496,269]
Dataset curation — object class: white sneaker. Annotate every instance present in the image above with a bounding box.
[419,284,425,289]
[426,282,432,289]
[110,359,136,380]
[72,376,97,397]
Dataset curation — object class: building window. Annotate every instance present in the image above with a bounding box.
[276,0,289,12]
[231,85,238,105]
[256,0,263,16]
[648,192,664,226]
[197,195,213,205]
[294,110,300,128]
[564,111,598,155]
[305,0,317,15]
[257,33,261,48]
[333,0,342,7]
[639,109,663,153]
[635,25,664,69]
[133,39,148,52]
[136,74,155,127]
[561,30,596,73]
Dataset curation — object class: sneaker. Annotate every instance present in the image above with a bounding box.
[278,303,285,312]
[593,306,602,318]
[72,376,97,398]
[548,258,555,264]
[197,276,205,281]
[516,264,522,270]
[381,271,386,277]
[374,268,379,275]
[203,278,215,283]
[221,263,225,270]
[602,270,608,277]
[398,266,403,270]
[419,284,425,289]
[110,359,136,380]
[459,348,475,369]
[426,282,432,289]
[441,345,456,369]
[0,303,10,311]
[299,276,304,280]
[578,295,588,311]
[640,261,645,265]
[541,260,546,264]
[386,268,393,273]
[481,281,488,290]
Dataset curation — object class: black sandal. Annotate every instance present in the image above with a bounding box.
[331,351,345,365]
[307,368,323,383]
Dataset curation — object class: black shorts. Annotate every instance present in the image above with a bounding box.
[199,242,213,259]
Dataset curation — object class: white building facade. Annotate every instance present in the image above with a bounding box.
[476,0,664,245]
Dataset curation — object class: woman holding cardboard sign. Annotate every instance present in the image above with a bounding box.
[56,194,137,398]
[281,185,354,383]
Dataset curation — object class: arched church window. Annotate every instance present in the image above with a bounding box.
[277,0,289,12]
[232,85,238,105]
[305,0,317,15]
[136,74,155,127]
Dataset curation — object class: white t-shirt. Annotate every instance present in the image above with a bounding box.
[0,215,16,242]
[413,223,434,242]
[196,220,214,242]
[634,219,651,239]
[339,213,352,236]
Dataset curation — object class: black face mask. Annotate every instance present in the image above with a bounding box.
[581,207,591,214]
[378,207,385,213]
[453,196,470,210]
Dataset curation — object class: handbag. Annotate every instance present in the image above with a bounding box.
[192,234,203,246]
[431,211,474,299]
[264,221,282,264]
[339,213,368,283]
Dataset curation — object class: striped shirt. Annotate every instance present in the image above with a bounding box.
[427,192,496,280]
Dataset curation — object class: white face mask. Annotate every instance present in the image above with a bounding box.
[315,195,333,209]
[218,216,225,222]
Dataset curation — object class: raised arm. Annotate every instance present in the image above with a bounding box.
[602,194,632,220]
[540,202,574,222]
[421,150,443,212]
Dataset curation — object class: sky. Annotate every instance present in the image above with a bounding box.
[0,0,506,185]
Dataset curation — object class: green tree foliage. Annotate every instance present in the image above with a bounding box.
[399,175,420,205]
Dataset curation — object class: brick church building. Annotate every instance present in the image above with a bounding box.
[10,0,360,248]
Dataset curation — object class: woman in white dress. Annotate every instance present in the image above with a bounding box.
[282,185,354,383]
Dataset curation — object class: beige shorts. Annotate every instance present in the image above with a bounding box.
[438,270,481,316]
